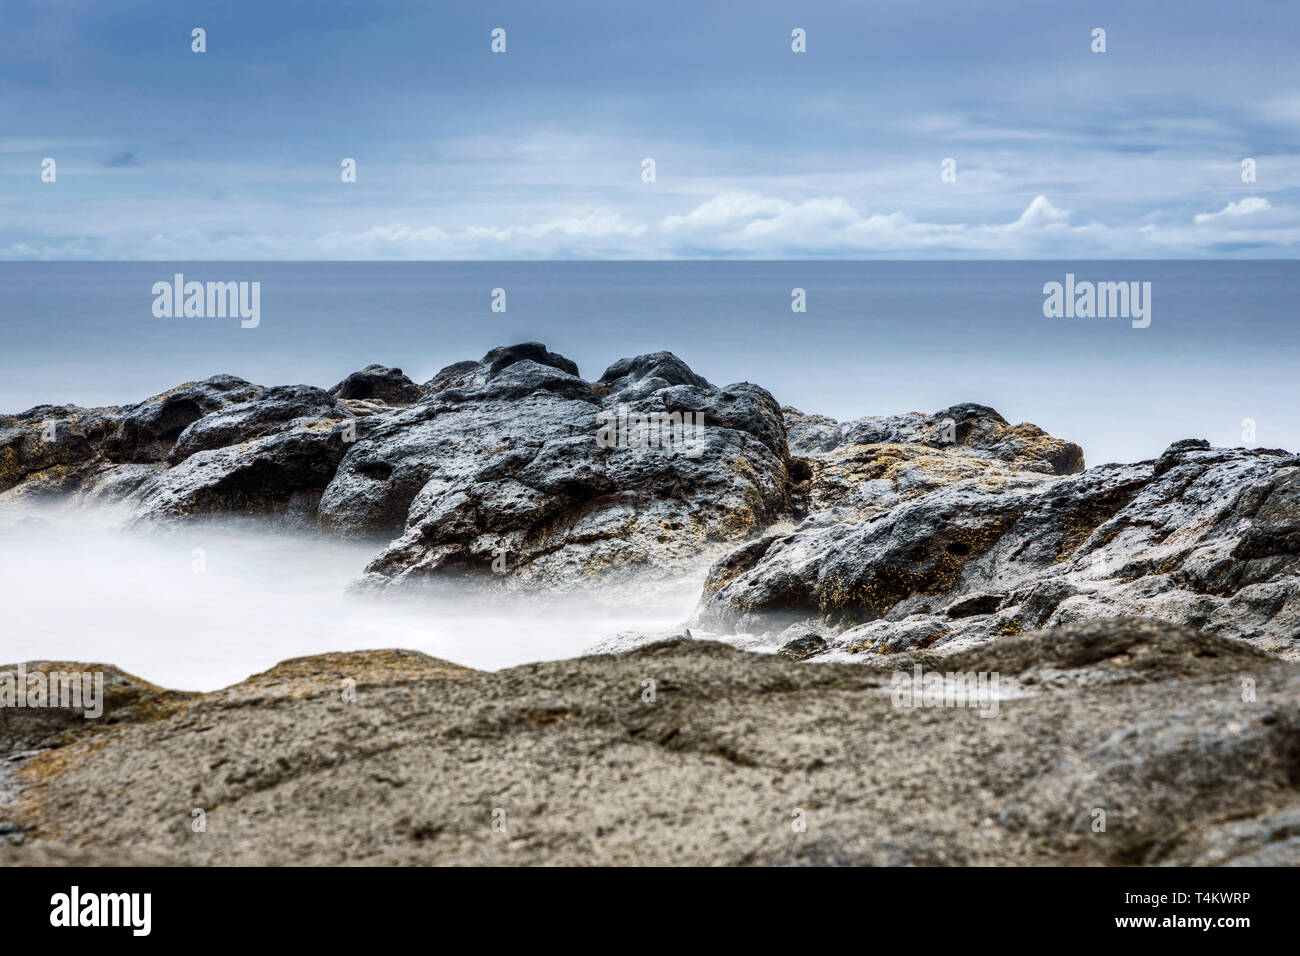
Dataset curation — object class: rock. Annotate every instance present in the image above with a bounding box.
[329,364,420,405]
[782,406,843,456]
[800,442,1053,516]
[131,420,363,525]
[319,357,603,540]
[169,385,351,463]
[4,346,1295,653]
[4,619,1297,865]
[0,660,195,755]
[584,626,696,655]
[417,360,483,400]
[484,342,580,379]
[417,342,580,401]
[0,376,261,496]
[0,407,99,495]
[837,403,1084,475]
[596,351,708,402]
[776,623,829,660]
[326,345,794,595]
[97,375,264,464]
[698,443,1300,657]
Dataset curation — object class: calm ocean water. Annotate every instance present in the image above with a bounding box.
[1,260,1296,465]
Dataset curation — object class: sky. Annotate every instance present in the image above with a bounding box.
[1,0,1299,259]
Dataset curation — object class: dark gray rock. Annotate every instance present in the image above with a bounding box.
[132,420,367,525]
[776,623,830,660]
[169,385,351,463]
[596,350,709,402]
[328,347,794,594]
[0,376,261,494]
[6,346,1292,658]
[97,375,264,464]
[329,364,420,405]
[416,342,581,402]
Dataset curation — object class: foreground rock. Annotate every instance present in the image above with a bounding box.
[2,619,1297,866]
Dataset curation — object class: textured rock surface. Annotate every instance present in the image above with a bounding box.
[3,619,1298,866]
[3,344,1296,654]
[327,345,793,594]
[699,436,1300,658]
[0,376,260,497]
[835,403,1084,477]
[168,384,350,463]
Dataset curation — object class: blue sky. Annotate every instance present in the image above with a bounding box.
[2,0,1299,259]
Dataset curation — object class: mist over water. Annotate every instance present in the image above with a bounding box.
[0,502,701,691]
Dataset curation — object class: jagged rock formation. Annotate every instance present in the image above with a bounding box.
[698,436,1300,659]
[2,344,1297,654]
[333,347,791,594]
[3,619,1298,865]
[0,375,260,498]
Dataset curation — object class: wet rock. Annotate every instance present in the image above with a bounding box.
[0,376,262,495]
[4,347,1293,645]
[596,351,708,402]
[699,481,1045,632]
[776,623,829,660]
[97,375,264,464]
[132,420,363,525]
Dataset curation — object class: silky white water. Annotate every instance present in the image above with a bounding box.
[0,502,701,691]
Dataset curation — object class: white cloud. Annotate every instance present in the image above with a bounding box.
[1194,196,1272,224]
[1000,195,1072,230]
[5,192,1300,261]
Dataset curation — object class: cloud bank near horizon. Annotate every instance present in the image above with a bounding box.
[3,191,1292,261]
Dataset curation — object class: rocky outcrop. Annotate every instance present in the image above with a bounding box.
[698,440,1300,658]
[130,420,361,525]
[416,343,579,400]
[329,364,420,405]
[0,375,260,496]
[3,619,1298,865]
[331,346,793,594]
[818,402,1084,476]
[782,406,842,456]
[2,344,1296,656]
[168,385,350,463]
